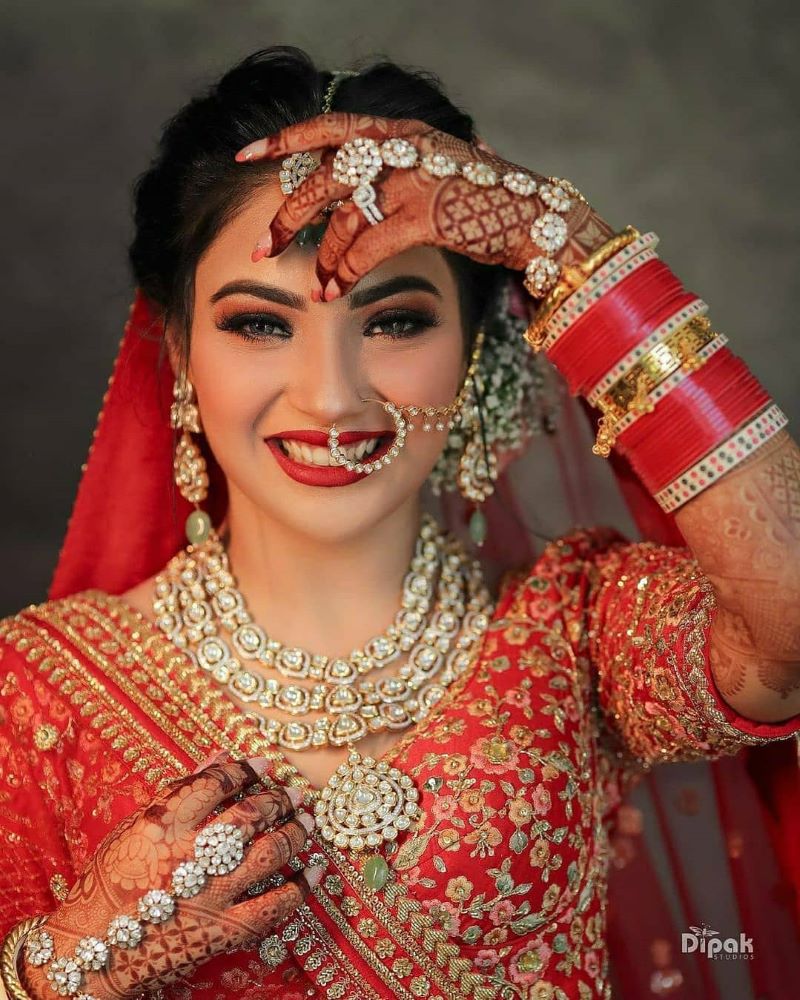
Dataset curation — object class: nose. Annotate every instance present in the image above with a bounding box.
[285,328,377,429]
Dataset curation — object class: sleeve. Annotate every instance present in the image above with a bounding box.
[0,625,78,935]
[551,527,800,771]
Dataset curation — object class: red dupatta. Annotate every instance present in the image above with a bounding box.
[48,287,800,998]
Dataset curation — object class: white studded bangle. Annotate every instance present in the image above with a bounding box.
[653,403,788,512]
[523,179,578,298]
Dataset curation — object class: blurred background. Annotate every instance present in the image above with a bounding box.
[1,0,797,613]
[1,3,799,996]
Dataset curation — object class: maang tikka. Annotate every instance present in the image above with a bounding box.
[171,375,212,545]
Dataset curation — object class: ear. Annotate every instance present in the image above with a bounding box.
[163,317,186,379]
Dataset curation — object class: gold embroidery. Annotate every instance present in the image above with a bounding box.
[0,615,180,788]
[33,724,59,751]
[49,874,69,902]
[8,596,421,998]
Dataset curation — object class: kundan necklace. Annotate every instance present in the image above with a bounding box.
[153,513,494,852]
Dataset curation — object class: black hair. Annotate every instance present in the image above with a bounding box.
[128,45,504,363]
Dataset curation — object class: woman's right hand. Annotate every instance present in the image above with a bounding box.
[22,755,320,999]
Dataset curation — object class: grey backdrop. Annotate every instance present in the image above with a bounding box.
[2,0,798,614]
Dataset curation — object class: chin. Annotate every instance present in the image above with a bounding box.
[262,485,421,545]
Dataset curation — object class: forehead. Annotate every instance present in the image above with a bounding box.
[195,179,459,296]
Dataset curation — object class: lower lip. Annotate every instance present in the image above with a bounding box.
[265,437,394,487]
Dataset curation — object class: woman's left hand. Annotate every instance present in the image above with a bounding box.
[236,112,615,300]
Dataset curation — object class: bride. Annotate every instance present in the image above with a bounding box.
[1,46,798,1000]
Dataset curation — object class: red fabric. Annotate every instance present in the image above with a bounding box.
[43,287,800,995]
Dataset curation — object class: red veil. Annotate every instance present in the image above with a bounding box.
[49,288,799,997]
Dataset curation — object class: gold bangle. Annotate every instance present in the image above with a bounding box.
[0,916,47,1000]
[596,315,715,420]
[591,316,717,457]
[524,224,641,351]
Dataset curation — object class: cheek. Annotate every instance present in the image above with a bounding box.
[189,333,283,431]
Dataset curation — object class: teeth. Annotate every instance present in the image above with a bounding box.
[281,437,381,466]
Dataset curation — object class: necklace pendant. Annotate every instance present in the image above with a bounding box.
[313,749,420,852]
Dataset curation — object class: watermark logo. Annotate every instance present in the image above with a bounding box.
[681,924,754,960]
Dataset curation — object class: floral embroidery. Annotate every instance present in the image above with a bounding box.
[2,526,798,999]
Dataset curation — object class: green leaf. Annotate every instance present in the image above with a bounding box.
[510,829,529,854]
[462,925,482,945]
[519,768,537,783]
[567,861,579,889]
[553,933,569,954]
[432,855,447,873]
[510,913,548,934]
[495,873,514,894]
[499,780,516,797]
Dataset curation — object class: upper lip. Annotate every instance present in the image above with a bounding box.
[268,429,391,445]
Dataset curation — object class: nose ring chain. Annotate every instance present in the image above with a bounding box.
[326,329,486,475]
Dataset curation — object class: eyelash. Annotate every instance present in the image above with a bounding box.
[217,308,441,343]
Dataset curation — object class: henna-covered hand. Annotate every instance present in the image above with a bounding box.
[235,112,614,299]
[23,755,321,1000]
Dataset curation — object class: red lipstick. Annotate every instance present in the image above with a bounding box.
[265,429,394,487]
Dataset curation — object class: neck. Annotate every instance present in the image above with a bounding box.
[224,490,425,656]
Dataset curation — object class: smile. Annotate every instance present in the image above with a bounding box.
[264,429,396,488]
[278,436,382,466]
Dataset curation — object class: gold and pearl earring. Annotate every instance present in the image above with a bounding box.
[170,375,212,545]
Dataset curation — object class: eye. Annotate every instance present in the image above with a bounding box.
[217,313,291,342]
[364,309,441,340]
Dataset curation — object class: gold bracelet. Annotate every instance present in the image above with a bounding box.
[524,224,641,351]
[0,916,47,1000]
[596,315,713,417]
[591,316,718,457]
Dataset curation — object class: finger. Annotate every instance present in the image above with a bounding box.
[154,757,271,835]
[260,153,351,259]
[213,813,315,904]
[315,200,371,288]
[224,866,325,941]
[327,212,428,299]
[236,112,425,163]
[191,749,231,775]
[213,788,300,842]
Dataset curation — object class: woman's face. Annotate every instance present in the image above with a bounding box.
[185,180,466,544]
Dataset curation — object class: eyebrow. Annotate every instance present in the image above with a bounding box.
[348,275,442,309]
[210,280,306,310]
[209,274,442,310]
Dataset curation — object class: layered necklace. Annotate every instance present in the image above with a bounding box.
[153,514,494,853]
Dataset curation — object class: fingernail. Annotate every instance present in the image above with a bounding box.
[251,231,273,262]
[310,288,322,303]
[286,787,304,808]
[298,811,315,835]
[236,139,268,162]
[304,864,326,890]
[324,278,341,302]
[248,757,271,776]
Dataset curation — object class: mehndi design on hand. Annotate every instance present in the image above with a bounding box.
[21,758,322,1000]
[236,112,614,301]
